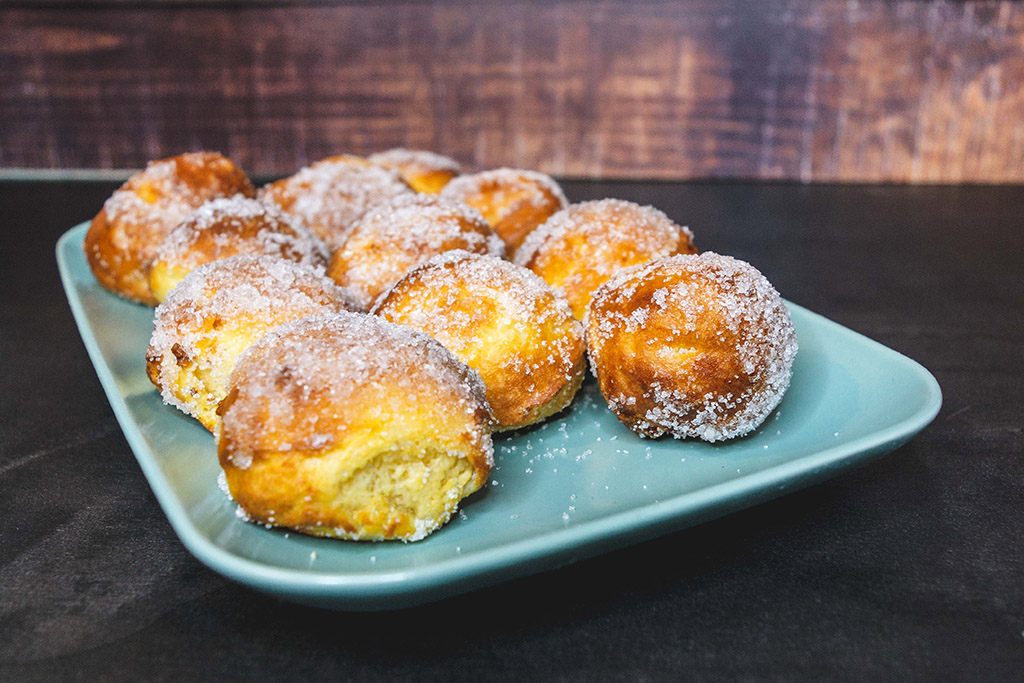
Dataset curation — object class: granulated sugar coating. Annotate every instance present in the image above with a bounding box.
[374,250,586,431]
[440,168,568,253]
[259,156,414,249]
[145,254,356,432]
[516,198,697,320]
[369,148,461,174]
[148,196,329,302]
[368,148,461,194]
[217,312,494,542]
[327,194,505,311]
[84,152,255,305]
[584,253,797,442]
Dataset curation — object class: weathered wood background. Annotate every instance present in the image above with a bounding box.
[2,1,1023,182]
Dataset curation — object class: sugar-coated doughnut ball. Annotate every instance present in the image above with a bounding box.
[374,251,586,431]
[146,255,355,432]
[368,148,461,194]
[85,152,255,305]
[217,312,495,542]
[440,168,567,254]
[327,194,505,311]
[148,196,329,303]
[259,156,413,250]
[585,253,797,442]
[516,199,696,320]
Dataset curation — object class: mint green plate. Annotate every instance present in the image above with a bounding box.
[57,223,941,610]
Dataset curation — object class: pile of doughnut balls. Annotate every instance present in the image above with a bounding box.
[85,150,797,542]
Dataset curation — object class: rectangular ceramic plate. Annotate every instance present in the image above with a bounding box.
[58,223,941,610]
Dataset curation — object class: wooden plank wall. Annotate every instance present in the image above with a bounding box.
[2,1,1023,182]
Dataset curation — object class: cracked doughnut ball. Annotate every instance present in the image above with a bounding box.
[146,254,355,432]
[259,155,414,250]
[516,199,697,320]
[217,312,494,542]
[148,196,329,303]
[440,168,567,254]
[368,148,461,194]
[584,253,797,442]
[85,152,255,305]
[374,251,585,431]
[327,194,505,311]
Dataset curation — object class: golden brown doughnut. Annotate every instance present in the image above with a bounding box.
[148,196,329,303]
[584,253,797,442]
[440,168,567,254]
[146,254,355,432]
[327,194,505,310]
[515,199,697,320]
[259,156,414,250]
[85,152,255,305]
[374,251,585,431]
[367,148,461,194]
[217,312,494,542]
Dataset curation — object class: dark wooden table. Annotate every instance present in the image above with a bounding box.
[1,179,1021,682]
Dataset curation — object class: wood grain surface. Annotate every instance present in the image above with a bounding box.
[2,1,1023,182]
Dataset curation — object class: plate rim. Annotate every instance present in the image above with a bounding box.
[56,223,942,605]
